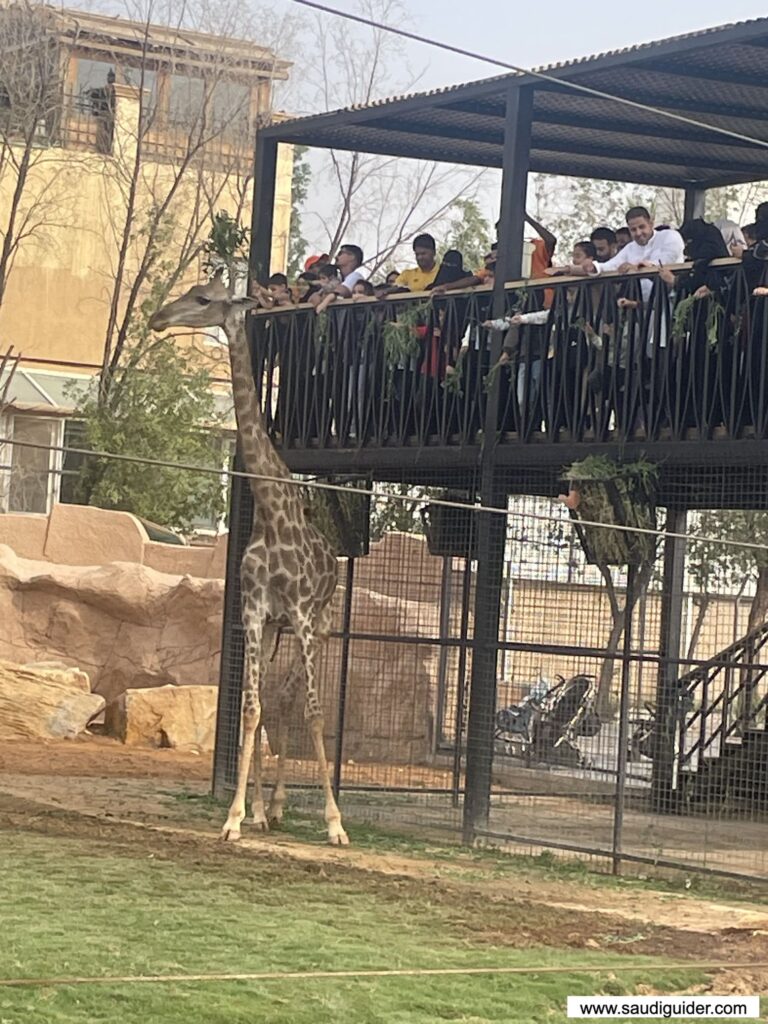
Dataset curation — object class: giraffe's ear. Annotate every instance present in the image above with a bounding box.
[212,266,226,282]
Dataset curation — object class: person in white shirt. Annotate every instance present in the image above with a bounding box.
[552,207,684,302]
[334,244,367,297]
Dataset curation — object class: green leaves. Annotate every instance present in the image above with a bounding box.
[203,210,249,271]
[73,340,227,534]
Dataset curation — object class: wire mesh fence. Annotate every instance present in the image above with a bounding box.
[208,456,768,881]
[2,432,768,880]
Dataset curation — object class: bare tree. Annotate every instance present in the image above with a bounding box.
[95,0,284,402]
[0,1,72,311]
[299,0,489,271]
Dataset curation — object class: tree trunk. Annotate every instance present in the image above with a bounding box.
[748,566,768,634]
[687,595,711,660]
[596,611,626,719]
[595,558,654,719]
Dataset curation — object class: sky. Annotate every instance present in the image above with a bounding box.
[281,0,768,98]
[272,0,768,260]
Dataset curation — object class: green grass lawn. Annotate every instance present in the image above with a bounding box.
[0,825,701,1024]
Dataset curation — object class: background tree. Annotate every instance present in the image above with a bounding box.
[528,174,668,256]
[0,0,71,313]
[689,511,768,637]
[96,0,263,402]
[298,0,488,274]
[73,334,227,534]
[287,144,311,279]
[370,483,437,542]
[441,197,492,269]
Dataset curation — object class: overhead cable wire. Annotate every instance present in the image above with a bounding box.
[1,960,767,988]
[291,0,768,154]
[3,433,768,558]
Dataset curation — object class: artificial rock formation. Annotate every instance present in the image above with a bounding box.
[104,684,217,752]
[0,544,223,703]
[0,659,104,740]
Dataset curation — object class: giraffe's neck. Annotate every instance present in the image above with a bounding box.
[225,314,293,499]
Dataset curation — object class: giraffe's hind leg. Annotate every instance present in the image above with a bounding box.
[250,624,277,829]
[221,609,264,842]
[267,655,304,827]
[294,615,348,846]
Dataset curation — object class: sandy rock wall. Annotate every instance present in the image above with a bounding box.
[0,531,452,763]
[0,545,223,703]
[0,659,104,740]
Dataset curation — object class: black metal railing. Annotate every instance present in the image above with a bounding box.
[250,258,768,451]
[676,620,768,780]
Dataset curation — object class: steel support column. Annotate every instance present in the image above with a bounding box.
[212,449,254,798]
[652,508,688,811]
[612,565,636,875]
[683,186,706,223]
[332,557,356,800]
[492,85,533,317]
[462,85,532,842]
[249,133,279,286]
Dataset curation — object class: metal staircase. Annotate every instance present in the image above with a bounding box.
[672,620,768,806]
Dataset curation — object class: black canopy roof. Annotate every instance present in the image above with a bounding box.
[262,17,768,189]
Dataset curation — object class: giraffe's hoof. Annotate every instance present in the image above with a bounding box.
[220,826,242,843]
[267,804,284,828]
[252,817,270,833]
[328,828,350,846]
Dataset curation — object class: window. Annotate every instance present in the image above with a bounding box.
[209,79,250,131]
[8,416,60,514]
[121,65,158,116]
[58,420,89,506]
[76,57,113,93]
[167,73,205,125]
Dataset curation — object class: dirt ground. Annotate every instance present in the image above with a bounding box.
[2,735,768,977]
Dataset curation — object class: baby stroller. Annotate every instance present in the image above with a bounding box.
[495,674,601,768]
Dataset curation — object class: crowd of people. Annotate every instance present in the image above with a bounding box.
[252,202,768,314]
[253,200,768,443]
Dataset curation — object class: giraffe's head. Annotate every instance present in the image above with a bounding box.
[149,269,256,333]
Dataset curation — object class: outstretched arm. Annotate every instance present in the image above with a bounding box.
[525,213,557,257]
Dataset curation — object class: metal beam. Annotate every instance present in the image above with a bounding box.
[249,132,278,285]
[532,110,768,152]
[641,60,768,91]
[212,450,253,799]
[652,509,688,812]
[534,81,768,124]
[259,75,518,142]
[531,135,766,175]
[495,86,533,291]
[463,84,532,843]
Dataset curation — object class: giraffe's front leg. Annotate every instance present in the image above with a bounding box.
[308,714,349,846]
[222,618,264,842]
[221,701,259,842]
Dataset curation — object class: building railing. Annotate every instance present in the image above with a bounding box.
[250,258,768,452]
[2,90,251,168]
[0,90,113,153]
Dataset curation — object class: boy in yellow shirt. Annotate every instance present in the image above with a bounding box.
[396,233,440,291]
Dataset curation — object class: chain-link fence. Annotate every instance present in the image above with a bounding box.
[212,462,768,882]
[1,430,767,881]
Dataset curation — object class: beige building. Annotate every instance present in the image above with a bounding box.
[0,4,292,519]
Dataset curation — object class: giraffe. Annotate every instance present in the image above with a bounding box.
[149,270,348,845]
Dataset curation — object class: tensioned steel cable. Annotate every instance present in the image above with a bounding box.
[291,0,768,154]
[1,960,766,988]
[3,433,768,558]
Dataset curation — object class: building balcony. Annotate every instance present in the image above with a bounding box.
[251,260,767,493]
